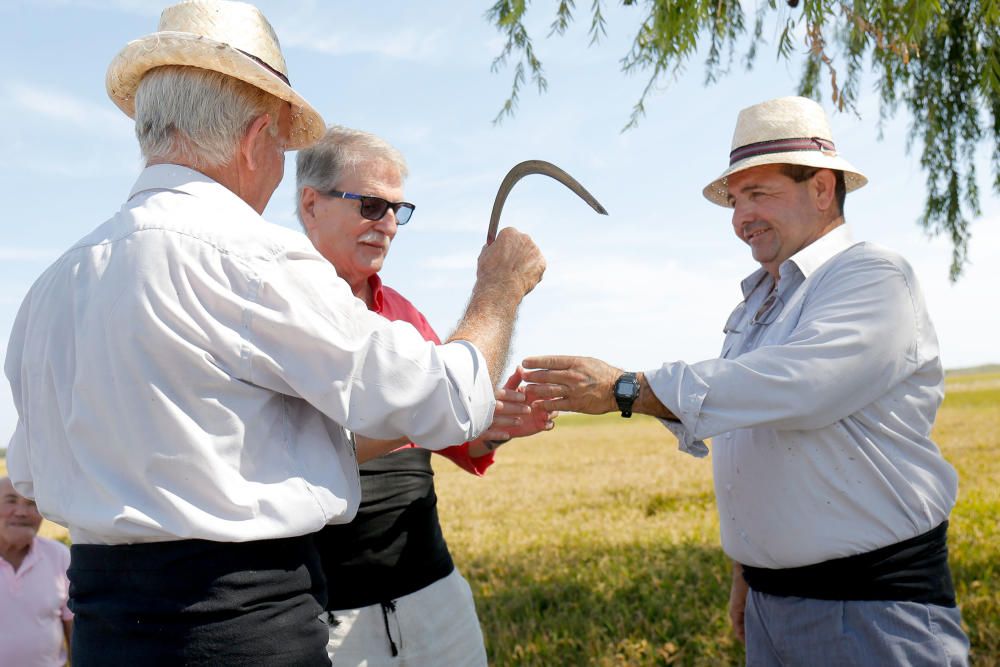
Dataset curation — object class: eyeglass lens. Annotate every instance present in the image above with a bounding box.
[359,196,414,225]
[751,291,782,325]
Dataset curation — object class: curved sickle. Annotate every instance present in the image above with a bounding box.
[487,159,608,244]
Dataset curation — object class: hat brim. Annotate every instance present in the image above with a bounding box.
[703,151,868,207]
[106,32,325,151]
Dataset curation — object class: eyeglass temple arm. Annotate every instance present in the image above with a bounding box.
[486,160,608,245]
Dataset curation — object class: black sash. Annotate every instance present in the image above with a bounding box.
[741,521,956,607]
[69,535,330,666]
[316,447,454,610]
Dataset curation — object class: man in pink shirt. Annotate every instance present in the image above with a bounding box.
[296,126,554,665]
[0,476,73,666]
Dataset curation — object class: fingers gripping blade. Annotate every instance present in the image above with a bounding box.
[487,159,608,244]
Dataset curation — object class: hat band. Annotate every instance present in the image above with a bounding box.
[236,49,290,86]
[729,137,836,165]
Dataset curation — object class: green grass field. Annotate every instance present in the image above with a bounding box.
[433,372,1000,666]
[3,372,997,665]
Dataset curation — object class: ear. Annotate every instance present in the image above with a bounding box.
[238,113,273,172]
[811,169,837,213]
[299,187,319,236]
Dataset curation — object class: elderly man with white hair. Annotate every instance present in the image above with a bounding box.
[4,1,545,664]
[295,126,555,666]
[522,96,969,666]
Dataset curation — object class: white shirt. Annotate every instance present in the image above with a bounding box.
[646,225,959,568]
[5,165,495,545]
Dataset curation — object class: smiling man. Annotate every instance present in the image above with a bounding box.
[0,477,73,667]
[296,126,553,666]
[521,96,969,666]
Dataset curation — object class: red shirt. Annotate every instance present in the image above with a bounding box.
[369,274,494,476]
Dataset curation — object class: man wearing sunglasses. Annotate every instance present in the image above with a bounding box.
[520,96,968,666]
[296,126,554,666]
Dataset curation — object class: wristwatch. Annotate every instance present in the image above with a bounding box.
[613,372,640,418]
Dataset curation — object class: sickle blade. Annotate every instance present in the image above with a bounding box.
[486,159,608,244]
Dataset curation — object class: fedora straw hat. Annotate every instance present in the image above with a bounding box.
[703,96,867,207]
[106,0,324,150]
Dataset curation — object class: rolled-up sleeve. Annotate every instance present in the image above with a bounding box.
[240,247,496,449]
[646,252,924,448]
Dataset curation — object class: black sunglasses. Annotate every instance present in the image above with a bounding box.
[723,276,784,334]
[323,189,415,225]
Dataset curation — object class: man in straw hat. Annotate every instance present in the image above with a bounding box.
[4,1,545,664]
[520,96,969,665]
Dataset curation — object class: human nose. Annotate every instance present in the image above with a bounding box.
[372,208,398,236]
[731,199,755,235]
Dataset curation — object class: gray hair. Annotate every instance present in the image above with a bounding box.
[295,126,408,225]
[134,66,285,169]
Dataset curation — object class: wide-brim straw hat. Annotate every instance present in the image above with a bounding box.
[703,96,868,207]
[106,0,324,150]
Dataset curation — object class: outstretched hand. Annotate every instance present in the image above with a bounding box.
[471,367,556,451]
[520,355,621,415]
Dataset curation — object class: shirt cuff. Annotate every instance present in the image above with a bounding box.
[429,340,496,447]
[658,418,709,458]
[645,363,711,458]
[437,442,496,476]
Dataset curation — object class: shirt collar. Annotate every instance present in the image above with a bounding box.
[738,268,771,299]
[367,273,385,314]
[738,223,854,296]
[786,223,854,279]
[127,164,261,223]
[1,537,40,577]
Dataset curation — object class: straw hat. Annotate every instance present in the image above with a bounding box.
[703,96,867,207]
[106,0,324,150]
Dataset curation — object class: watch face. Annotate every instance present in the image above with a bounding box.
[615,378,639,398]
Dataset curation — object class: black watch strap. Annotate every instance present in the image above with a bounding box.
[614,371,640,418]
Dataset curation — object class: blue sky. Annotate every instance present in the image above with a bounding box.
[2,1,998,445]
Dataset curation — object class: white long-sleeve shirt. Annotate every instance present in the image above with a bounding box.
[5,165,495,545]
[647,225,958,568]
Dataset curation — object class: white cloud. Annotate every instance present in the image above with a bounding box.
[277,13,448,62]
[3,82,131,135]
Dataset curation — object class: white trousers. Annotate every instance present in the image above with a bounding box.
[326,568,488,667]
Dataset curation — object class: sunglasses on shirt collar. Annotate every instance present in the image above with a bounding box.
[322,189,415,225]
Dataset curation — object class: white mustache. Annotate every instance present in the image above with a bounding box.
[359,230,390,248]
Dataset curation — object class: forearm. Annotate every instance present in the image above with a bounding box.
[63,619,72,651]
[355,435,411,463]
[729,559,748,642]
[635,372,678,420]
[467,438,504,459]
[448,282,518,387]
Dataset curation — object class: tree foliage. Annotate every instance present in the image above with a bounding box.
[486,0,1000,280]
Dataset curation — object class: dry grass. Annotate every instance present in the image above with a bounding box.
[2,373,996,665]
[434,372,1000,666]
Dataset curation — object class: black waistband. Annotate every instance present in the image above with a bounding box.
[316,447,455,610]
[70,534,320,574]
[741,521,956,606]
[68,536,329,665]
